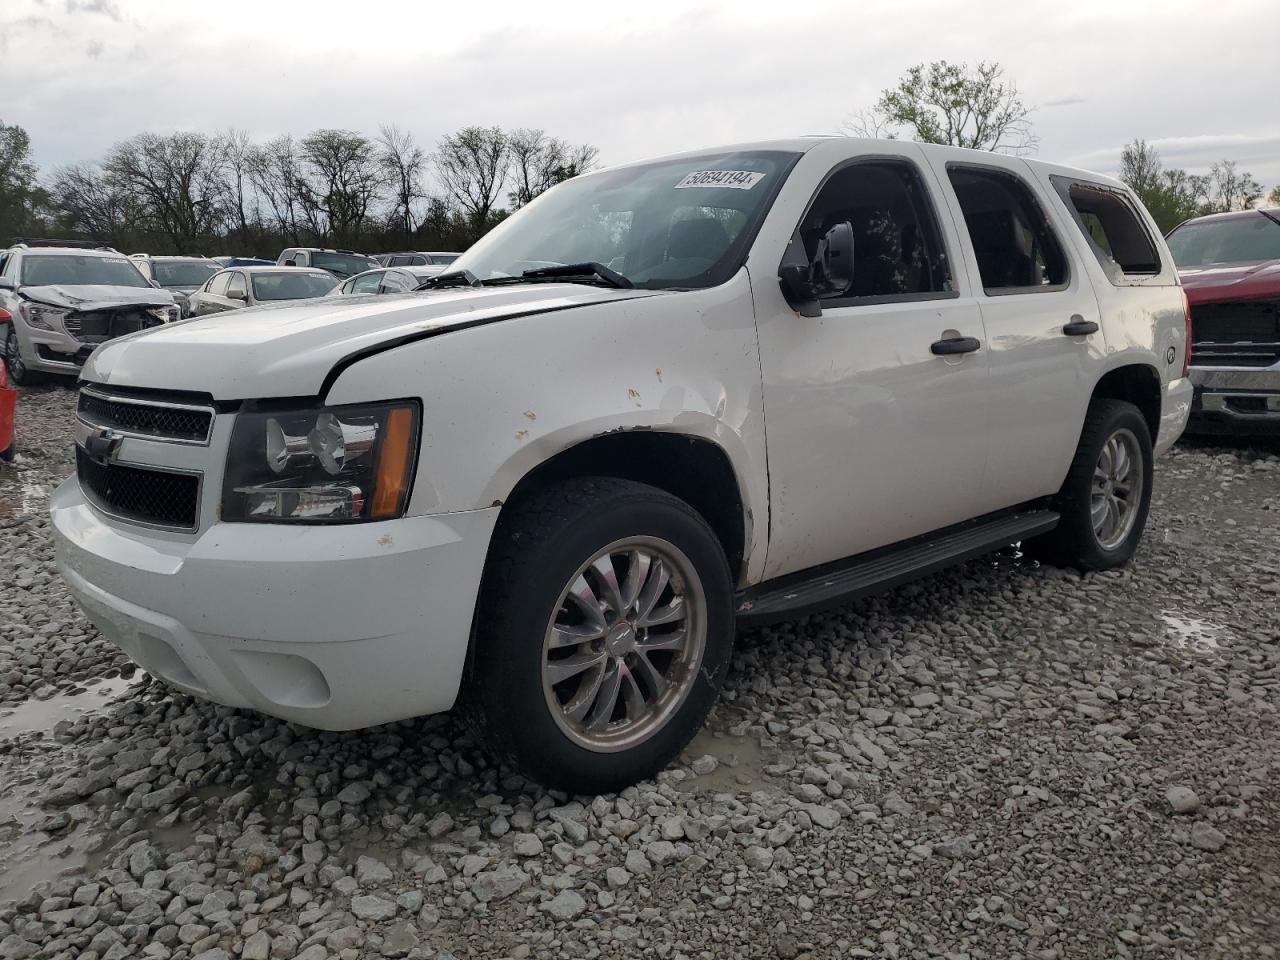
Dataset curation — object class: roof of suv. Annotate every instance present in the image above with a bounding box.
[224,265,334,275]
[8,245,129,257]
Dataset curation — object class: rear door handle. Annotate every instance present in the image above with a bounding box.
[1063,316,1099,336]
[930,335,982,356]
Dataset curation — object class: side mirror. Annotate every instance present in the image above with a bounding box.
[0,278,14,291]
[228,289,247,302]
[778,221,855,317]
[149,278,162,289]
[283,259,296,267]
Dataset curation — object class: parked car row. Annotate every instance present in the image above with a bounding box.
[0,242,465,384]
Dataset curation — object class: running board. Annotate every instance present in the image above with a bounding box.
[736,508,1060,626]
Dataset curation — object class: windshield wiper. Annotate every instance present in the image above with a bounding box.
[416,269,482,290]
[485,262,633,289]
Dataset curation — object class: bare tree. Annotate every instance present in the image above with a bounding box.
[248,135,305,246]
[839,108,897,140]
[506,128,599,208]
[1203,160,1263,213]
[1268,184,1280,207]
[1117,140,1206,232]
[847,61,1037,154]
[435,126,510,236]
[297,129,382,247]
[49,163,142,246]
[103,132,229,252]
[377,124,427,244]
[218,128,258,248]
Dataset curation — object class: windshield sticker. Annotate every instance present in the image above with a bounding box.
[675,170,766,190]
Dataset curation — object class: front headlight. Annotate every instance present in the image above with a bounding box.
[23,303,68,331]
[147,305,181,324]
[222,401,420,523]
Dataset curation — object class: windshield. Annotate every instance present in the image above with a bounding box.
[20,254,150,288]
[450,149,801,290]
[310,252,378,278]
[1167,213,1280,267]
[251,272,337,301]
[154,260,220,287]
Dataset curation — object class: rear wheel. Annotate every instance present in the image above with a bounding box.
[464,477,735,794]
[1025,398,1153,570]
[3,326,42,387]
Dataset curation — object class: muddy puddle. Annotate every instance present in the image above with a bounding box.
[677,727,772,794]
[0,674,145,739]
[1159,613,1231,651]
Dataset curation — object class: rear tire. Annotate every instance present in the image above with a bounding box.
[1024,398,1153,570]
[464,477,735,794]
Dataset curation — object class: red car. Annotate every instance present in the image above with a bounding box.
[1167,208,1280,434]
[0,315,14,461]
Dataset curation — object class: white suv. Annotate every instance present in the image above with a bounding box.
[0,241,179,384]
[51,139,1192,792]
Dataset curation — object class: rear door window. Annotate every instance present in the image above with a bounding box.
[1053,178,1161,279]
[207,272,231,296]
[947,166,1068,293]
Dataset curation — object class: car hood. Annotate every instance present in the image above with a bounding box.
[20,284,177,311]
[83,284,663,400]
[1179,259,1280,306]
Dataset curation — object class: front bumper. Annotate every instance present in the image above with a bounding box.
[51,477,499,729]
[1187,364,1280,435]
[20,326,91,376]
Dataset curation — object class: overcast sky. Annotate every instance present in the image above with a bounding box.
[3,0,1278,192]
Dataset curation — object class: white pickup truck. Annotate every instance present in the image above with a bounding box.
[52,138,1192,793]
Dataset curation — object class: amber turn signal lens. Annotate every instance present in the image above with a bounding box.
[371,405,416,519]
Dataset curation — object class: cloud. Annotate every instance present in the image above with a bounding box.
[1041,97,1086,109]
[64,0,120,18]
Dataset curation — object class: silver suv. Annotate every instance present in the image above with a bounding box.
[0,240,179,384]
[129,254,221,317]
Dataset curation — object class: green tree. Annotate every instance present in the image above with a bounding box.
[845,61,1036,153]
[1118,140,1205,232]
[0,120,50,239]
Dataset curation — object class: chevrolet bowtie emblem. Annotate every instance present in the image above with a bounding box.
[84,427,123,463]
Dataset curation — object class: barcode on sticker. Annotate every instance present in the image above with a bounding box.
[675,170,766,190]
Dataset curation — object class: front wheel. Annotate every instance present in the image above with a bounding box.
[3,326,42,387]
[464,477,735,794]
[1025,398,1154,570]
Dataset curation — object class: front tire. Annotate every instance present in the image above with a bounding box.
[3,326,42,387]
[464,477,735,794]
[1025,398,1153,570]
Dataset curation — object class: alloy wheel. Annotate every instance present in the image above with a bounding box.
[1091,427,1143,551]
[541,536,707,753]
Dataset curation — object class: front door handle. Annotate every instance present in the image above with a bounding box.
[930,335,982,356]
[1063,316,1099,336]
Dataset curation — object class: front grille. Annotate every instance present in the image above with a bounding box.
[78,389,213,443]
[62,307,164,344]
[1190,299,1280,368]
[76,447,200,530]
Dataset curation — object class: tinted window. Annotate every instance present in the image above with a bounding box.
[251,272,337,301]
[310,252,378,278]
[154,260,221,287]
[207,272,231,296]
[20,255,150,288]
[226,272,247,299]
[799,160,952,300]
[429,254,459,265]
[1166,212,1280,267]
[948,167,1068,291]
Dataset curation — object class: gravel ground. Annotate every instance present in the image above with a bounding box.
[1,383,1278,960]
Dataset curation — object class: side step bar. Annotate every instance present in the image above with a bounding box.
[736,508,1060,626]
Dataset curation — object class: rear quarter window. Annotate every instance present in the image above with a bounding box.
[1052,176,1163,283]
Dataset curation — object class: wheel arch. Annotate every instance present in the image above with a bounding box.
[1091,363,1161,441]
[494,429,750,586]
